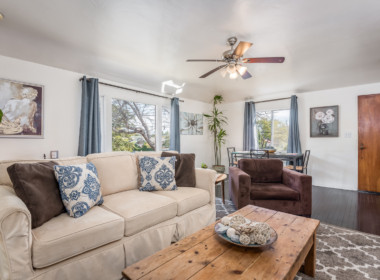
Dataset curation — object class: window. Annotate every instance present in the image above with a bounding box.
[161,106,170,150]
[256,110,289,152]
[112,99,156,151]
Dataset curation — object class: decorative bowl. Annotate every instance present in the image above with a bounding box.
[214,223,278,248]
[264,148,276,153]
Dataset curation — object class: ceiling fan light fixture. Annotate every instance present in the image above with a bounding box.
[229,72,238,79]
[227,64,236,74]
[237,65,247,76]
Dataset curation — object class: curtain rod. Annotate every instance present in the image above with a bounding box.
[252,97,291,104]
[79,77,184,102]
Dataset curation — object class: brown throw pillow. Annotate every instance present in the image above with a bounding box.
[161,152,196,187]
[7,161,65,228]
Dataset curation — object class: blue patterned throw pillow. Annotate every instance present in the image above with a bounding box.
[54,163,103,218]
[139,156,177,191]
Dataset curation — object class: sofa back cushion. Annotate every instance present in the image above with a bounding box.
[238,159,283,183]
[0,160,41,187]
[55,156,88,166]
[0,157,87,187]
[87,152,138,195]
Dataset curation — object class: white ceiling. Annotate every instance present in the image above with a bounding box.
[0,0,380,102]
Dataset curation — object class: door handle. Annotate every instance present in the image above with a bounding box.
[360,143,366,150]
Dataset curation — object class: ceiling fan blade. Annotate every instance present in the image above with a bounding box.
[186,59,225,62]
[243,57,285,63]
[199,64,227,78]
[233,41,253,57]
[239,70,252,80]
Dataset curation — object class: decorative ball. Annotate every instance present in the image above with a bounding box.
[215,223,229,234]
[239,234,251,245]
[221,216,231,226]
[230,215,246,229]
[226,227,237,238]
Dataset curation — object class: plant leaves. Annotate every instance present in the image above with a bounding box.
[0,109,3,123]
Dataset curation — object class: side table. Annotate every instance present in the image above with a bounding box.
[215,173,227,204]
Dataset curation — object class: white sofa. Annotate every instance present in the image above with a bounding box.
[0,151,217,280]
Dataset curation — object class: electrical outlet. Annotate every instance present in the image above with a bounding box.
[344,132,352,138]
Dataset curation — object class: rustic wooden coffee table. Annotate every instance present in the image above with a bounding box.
[122,205,320,280]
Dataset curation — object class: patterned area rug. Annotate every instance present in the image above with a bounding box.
[215,198,380,280]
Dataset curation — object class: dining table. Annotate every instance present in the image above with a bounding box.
[231,151,303,170]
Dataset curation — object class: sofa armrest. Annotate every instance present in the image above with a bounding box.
[282,168,312,215]
[229,167,251,209]
[0,185,34,280]
[195,168,217,204]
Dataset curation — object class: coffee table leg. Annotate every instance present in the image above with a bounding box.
[303,231,316,277]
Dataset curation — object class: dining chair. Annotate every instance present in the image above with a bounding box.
[249,149,269,159]
[227,147,238,166]
[285,150,311,174]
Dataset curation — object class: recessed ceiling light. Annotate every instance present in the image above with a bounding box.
[0,13,4,20]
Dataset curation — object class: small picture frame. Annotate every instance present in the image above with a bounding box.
[50,150,59,159]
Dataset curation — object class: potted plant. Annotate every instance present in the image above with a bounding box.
[204,95,228,173]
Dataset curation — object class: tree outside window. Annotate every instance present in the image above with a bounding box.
[112,99,156,151]
[161,106,170,150]
[256,110,289,152]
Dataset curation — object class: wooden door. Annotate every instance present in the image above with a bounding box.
[358,94,380,192]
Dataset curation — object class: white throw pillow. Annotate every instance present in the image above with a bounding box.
[54,163,103,218]
[139,156,177,191]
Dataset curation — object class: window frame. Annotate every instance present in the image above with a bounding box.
[256,109,290,152]
[99,86,171,152]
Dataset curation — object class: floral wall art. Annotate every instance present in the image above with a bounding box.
[180,112,203,135]
[0,78,44,138]
[310,105,339,137]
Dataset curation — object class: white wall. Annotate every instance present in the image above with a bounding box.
[221,82,380,191]
[179,99,213,168]
[99,82,213,167]
[0,55,213,166]
[0,55,82,160]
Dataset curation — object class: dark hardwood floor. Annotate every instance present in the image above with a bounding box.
[216,182,380,236]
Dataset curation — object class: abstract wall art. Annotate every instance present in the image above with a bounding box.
[180,112,203,135]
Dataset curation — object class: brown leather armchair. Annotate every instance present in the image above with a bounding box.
[229,158,312,216]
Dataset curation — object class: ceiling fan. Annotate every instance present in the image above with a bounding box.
[186,37,285,80]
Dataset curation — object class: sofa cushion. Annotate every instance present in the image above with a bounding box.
[250,183,300,201]
[87,152,138,195]
[54,163,103,218]
[135,151,178,187]
[161,152,196,187]
[32,206,124,268]
[55,156,88,166]
[139,156,177,191]
[238,159,283,183]
[102,190,177,236]
[0,159,42,187]
[0,157,87,187]
[7,161,65,228]
[153,187,210,216]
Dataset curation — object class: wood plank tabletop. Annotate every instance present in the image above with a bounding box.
[122,205,320,280]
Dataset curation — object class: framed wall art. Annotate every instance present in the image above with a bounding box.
[0,78,44,138]
[180,112,203,135]
[310,105,339,137]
